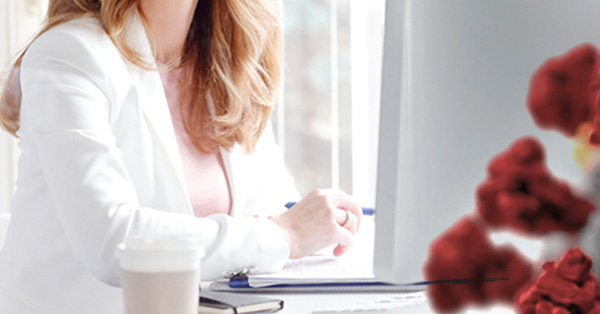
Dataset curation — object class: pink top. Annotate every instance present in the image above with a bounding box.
[157,63,232,217]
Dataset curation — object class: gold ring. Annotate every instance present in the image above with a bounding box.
[341,210,350,227]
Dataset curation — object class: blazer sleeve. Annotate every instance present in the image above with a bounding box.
[18,23,290,285]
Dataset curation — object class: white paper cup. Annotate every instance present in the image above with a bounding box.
[118,234,204,314]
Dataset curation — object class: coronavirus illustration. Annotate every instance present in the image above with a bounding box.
[527,44,598,138]
[424,43,600,313]
[423,216,532,313]
[518,249,600,314]
[476,136,595,236]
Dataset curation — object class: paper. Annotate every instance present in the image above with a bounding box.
[261,217,376,279]
[310,293,429,314]
[262,253,374,279]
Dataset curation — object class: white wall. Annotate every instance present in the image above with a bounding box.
[0,0,47,214]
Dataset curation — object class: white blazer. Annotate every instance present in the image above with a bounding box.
[0,13,300,314]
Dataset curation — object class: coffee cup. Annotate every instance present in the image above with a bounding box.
[117,234,204,314]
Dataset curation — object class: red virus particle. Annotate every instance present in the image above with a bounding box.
[590,63,600,145]
[476,136,595,236]
[527,43,598,138]
[517,249,600,314]
[423,216,533,313]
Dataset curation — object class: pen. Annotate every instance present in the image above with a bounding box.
[284,202,375,216]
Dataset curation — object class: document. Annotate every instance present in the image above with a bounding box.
[271,216,376,279]
[209,219,425,293]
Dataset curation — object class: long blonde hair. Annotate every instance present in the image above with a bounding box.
[0,0,282,153]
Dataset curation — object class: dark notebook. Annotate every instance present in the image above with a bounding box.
[199,290,284,314]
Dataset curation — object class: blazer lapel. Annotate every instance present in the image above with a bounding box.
[124,13,193,215]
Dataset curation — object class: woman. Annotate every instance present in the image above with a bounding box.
[0,0,362,313]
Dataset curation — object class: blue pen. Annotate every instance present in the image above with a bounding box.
[284,202,375,216]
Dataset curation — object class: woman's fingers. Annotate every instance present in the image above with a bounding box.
[334,209,358,234]
[273,189,363,259]
[329,190,362,230]
[332,225,354,257]
[334,208,349,226]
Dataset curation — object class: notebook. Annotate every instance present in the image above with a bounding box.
[199,290,283,314]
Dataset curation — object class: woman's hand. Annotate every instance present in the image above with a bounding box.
[272,189,362,259]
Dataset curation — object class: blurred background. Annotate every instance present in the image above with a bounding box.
[0,0,387,216]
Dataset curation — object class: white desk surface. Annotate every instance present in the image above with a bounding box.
[202,217,516,313]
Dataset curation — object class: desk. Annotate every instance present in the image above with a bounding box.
[197,288,514,313]
[243,292,431,313]
[200,281,431,313]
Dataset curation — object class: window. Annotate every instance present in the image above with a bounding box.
[0,1,386,212]
[276,0,385,206]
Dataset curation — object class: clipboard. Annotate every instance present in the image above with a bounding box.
[209,273,511,294]
[209,274,427,293]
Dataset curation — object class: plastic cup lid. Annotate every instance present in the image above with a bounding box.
[117,234,205,272]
